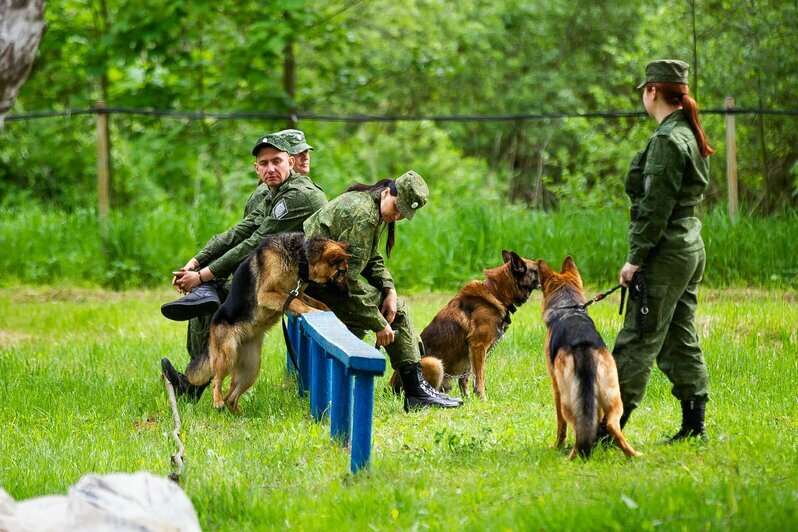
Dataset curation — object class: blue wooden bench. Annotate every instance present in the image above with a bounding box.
[285,311,386,473]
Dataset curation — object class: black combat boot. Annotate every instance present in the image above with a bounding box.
[161,358,209,402]
[398,363,463,412]
[160,282,220,321]
[666,400,707,443]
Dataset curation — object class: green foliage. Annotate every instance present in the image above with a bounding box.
[1,287,796,528]
[3,1,797,212]
[2,202,796,290]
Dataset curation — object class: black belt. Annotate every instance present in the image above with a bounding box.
[630,205,694,222]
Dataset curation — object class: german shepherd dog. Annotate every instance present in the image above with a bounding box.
[391,250,539,399]
[185,232,350,414]
[537,256,641,459]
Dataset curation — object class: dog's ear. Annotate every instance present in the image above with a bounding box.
[326,244,352,265]
[503,250,527,274]
[536,259,551,285]
[336,240,350,251]
[561,255,583,286]
[561,255,578,274]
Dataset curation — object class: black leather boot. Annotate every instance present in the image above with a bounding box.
[666,400,707,443]
[398,363,463,412]
[161,358,209,402]
[160,282,220,321]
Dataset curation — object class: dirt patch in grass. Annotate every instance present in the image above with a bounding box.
[0,330,33,348]
[3,286,165,304]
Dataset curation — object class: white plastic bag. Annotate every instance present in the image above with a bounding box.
[0,471,201,531]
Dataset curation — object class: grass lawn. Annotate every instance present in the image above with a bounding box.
[0,286,796,530]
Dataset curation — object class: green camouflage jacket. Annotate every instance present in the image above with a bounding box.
[625,110,709,265]
[303,190,395,331]
[195,172,327,279]
[244,183,270,218]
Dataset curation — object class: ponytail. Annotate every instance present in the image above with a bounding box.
[650,83,715,157]
[346,179,397,258]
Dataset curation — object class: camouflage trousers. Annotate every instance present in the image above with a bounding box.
[305,285,423,370]
[612,246,709,412]
[186,280,230,361]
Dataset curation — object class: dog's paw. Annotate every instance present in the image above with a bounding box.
[213,400,225,410]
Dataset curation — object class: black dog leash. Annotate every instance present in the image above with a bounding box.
[618,272,649,337]
[281,280,304,389]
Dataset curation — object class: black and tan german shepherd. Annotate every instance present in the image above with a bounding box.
[391,250,539,399]
[537,256,641,459]
[185,232,350,414]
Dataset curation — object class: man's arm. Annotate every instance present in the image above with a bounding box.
[206,189,324,279]
[194,207,263,268]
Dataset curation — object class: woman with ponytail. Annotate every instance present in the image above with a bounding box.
[607,60,713,443]
[304,171,462,412]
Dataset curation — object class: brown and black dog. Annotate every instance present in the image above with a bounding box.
[185,232,350,414]
[537,256,641,459]
[391,250,539,399]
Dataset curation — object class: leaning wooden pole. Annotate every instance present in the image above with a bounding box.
[724,97,739,223]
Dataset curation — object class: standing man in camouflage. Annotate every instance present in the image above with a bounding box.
[161,132,327,400]
[610,60,714,442]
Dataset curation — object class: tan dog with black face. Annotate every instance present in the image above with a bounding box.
[538,256,641,459]
[185,232,350,415]
[391,250,539,399]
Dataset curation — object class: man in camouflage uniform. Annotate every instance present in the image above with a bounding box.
[304,171,462,411]
[611,60,710,442]
[161,132,327,400]
[243,129,314,217]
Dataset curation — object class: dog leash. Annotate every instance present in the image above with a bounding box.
[583,284,623,310]
[556,284,624,313]
[281,280,304,389]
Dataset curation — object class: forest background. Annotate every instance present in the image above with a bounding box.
[1,0,797,290]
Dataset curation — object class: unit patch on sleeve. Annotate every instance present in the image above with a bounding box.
[272,199,288,219]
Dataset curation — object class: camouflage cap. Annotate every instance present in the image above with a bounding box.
[636,59,689,89]
[275,129,314,155]
[251,133,292,156]
[394,170,429,220]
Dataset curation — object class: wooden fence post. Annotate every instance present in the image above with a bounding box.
[724,97,739,222]
[96,100,111,237]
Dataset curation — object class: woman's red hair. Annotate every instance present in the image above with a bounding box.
[649,82,715,158]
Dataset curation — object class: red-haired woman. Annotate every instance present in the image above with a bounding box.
[609,60,715,443]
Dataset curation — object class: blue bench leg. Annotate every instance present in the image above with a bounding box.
[330,359,352,445]
[350,372,375,473]
[286,316,309,396]
[297,329,311,398]
[310,342,331,421]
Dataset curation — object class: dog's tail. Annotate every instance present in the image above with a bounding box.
[572,344,598,458]
[388,356,445,393]
[420,356,444,390]
[185,347,213,386]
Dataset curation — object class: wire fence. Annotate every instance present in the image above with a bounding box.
[6,106,798,123]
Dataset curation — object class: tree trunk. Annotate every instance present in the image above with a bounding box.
[0,0,47,127]
[283,10,297,128]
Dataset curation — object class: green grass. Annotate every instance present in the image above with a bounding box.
[1,286,796,529]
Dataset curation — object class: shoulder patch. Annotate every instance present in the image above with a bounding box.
[272,199,288,219]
